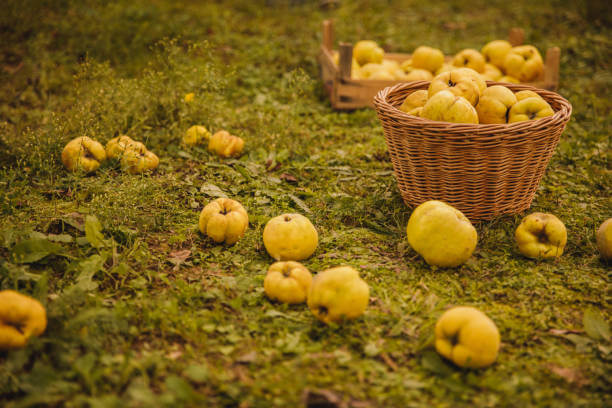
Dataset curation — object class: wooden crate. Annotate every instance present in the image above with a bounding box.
[318,19,561,110]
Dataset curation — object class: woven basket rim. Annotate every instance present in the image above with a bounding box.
[373,80,572,134]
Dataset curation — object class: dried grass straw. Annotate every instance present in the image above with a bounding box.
[374,80,572,221]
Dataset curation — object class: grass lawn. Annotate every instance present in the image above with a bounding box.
[0,0,610,406]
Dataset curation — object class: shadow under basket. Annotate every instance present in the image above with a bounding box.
[373,81,572,221]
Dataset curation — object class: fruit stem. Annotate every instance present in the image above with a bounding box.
[318,306,328,316]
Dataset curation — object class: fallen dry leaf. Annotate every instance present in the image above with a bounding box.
[280,173,298,183]
[548,328,584,336]
[168,249,191,270]
[545,363,589,387]
[301,389,372,408]
[236,351,257,364]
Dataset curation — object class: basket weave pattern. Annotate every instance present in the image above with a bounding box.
[374,81,572,221]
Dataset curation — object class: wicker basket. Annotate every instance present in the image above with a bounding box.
[373,81,572,221]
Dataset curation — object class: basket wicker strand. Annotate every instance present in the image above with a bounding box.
[373,81,572,221]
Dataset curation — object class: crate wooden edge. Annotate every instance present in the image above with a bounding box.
[319,19,560,110]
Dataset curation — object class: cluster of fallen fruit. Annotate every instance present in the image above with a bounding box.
[3,94,610,370]
[6,196,609,367]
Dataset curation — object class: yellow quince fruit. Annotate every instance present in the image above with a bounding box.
[106,135,136,159]
[596,218,612,261]
[264,261,312,304]
[507,97,554,123]
[515,212,567,259]
[399,89,429,114]
[183,125,211,147]
[120,141,159,174]
[61,136,107,173]
[411,46,445,73]
[514,90,542,101]
[475,85,518,124]
[435,306,500,368]
[263,213,318,261]
[452,49,486,73]
[208,130,244,158]
[420,91,479,124]
[429,68,486,106]
[199,198,249,245]
[503,45,544,82]
[307,266,369,324]
[0,290,47,350]
[353,40,384,66]
[481,40,512,69]
[406,200,477,267]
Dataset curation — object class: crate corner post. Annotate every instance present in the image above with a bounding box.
[544,46,560,90]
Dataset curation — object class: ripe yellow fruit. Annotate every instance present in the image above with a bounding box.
[481,40,512,68]
[428,68,486,107]
[435,306,500,368]
[208,130,244,158]
[106,135,136,159]
[515,212,567,259]
[508,97,554,123]
[353,40,384,66]
[120,141,159,174]
[452,49,486,73]
[0,290,47,350]
[263,214,318,261]
[199,198,249,245]
[61,136,107,173]
[264,261,312,304]
[406,200,477,267]
[475,85,518,124]
[503,45,544,82]
[307,266,369,324]
[183,125,211,146]
[421,91,479,124]
[596,218,612,261]
[399,90,428,114]
[411,46,445,73]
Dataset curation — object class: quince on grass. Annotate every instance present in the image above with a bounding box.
[208,130,244,158]
[515,212,567,259]
[0,290,46,350]
[61,136,106,173]
[264,261,312,304]
[263,214,318,261]
[199,198,249,245]
[407,200,477,267]
[435,306,500,369]
[307,266,369,324]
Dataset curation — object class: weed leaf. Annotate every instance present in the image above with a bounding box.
[85,215,106,248]
[421,350,454,376]
[10,239,63,264]
[583,309,610,342]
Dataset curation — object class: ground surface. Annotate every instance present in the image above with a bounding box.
[0,0,610,407]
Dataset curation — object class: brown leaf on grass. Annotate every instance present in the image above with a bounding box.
[545,364,590,387]
[301,389,372,408]
[280,173,298,183]
[236,351,257,364]
[443,21,466,30]
[302,389,343,408]
[3,61,23,74]
[549,328,584,336]
[169,249,191,270]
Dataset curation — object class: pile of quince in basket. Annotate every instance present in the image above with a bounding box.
[399,67,554,124]
[334,38,545,84]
